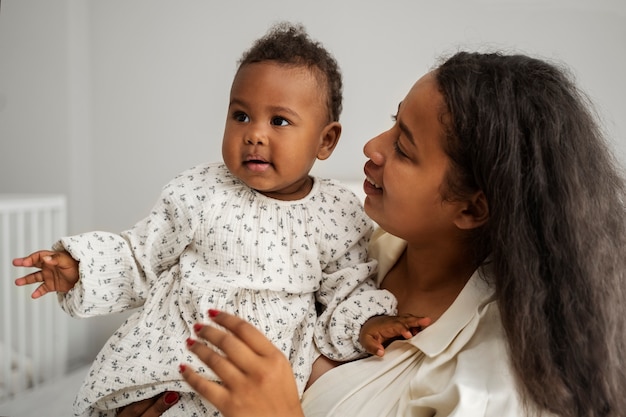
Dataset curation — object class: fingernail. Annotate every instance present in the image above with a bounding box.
[185,338,195,347]
[193,323,203,332]
[43,256,52,261]
[178,364,187,374]
[208,309,220,318]
[164,391,180,405]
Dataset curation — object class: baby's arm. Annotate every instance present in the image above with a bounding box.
[13,250,79,299]
[359,314,432,357]
[314,187,397,361]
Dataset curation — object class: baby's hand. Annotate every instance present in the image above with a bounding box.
[13,250,80,299]
[359,314,432,357]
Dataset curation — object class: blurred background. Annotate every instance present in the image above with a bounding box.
[1,0,624,369]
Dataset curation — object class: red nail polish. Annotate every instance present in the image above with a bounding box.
[179,364,187,373]
[185,338,195,347]
[193,323,203,332]
[164,391,180,405]
[208,309,220,318]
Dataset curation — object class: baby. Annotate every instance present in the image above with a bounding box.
[13,22,402,416]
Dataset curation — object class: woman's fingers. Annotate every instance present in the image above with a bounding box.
[182,311,304,417]
[116,392,179,417]
[183,325,252,415]
[187,329,245,386]
[193,311,278,374]
[207,310,278,356]
[179,363,229,410]
[186,311,286,395]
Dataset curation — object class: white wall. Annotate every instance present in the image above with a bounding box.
[1,0,625,367]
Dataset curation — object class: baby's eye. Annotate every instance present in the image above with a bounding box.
[271,116,290,126]
[391,113,398,122]
[233,111,250,123]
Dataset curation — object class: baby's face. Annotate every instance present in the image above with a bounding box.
[222,61,332,201]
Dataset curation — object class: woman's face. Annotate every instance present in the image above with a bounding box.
[362,72,463,245]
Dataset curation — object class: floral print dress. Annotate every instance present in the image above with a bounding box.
[56,163,397,416]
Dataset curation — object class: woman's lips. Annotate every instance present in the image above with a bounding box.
[363,162,382,195]
[363,173,382,196]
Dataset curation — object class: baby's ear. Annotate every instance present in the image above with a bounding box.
[317,122,342,160]
[454,191,489,230]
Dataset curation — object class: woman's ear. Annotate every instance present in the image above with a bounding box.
[454,191,489,230]
[317,122,342,160]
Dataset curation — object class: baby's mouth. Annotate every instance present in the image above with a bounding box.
[244,156,271,172]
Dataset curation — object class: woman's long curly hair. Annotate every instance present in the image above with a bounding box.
[435,51,626,416]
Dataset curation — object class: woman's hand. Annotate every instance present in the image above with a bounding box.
[181,310,305,417]
[116,391,180,417]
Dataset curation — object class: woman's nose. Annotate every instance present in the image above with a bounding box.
[363,131,386,166]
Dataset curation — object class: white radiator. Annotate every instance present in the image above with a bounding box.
[0,194,68,403]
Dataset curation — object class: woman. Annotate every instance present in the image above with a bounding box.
[127,51,626,416]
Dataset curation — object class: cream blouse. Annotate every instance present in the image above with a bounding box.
[302,230,534,417]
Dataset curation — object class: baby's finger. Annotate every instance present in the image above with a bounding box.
[413,316,432,329]
[397,315,432,331]
[14,270,45,287]
[360,334,385,357]
[30,283,51,299]
[12,251,56,268]
[400,329,414,339]
[42,253,60,266]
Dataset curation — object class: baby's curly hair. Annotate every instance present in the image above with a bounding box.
[238,22,343,123]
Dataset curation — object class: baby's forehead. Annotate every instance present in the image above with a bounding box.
[234,61,332,116]
[233,61,323,89]
[238,60,326,83]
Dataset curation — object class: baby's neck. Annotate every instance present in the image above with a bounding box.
[257,176,314,201]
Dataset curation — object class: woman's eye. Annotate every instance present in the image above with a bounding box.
[393,140,407,158]
[271,116,290,126]
[233,112,249,122]
[391,113,398,122]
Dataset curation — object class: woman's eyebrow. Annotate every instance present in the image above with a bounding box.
[398,120,415,146]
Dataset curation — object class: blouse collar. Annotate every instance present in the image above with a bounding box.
[369,229,496,357]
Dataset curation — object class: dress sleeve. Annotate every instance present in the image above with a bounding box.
[56,174,198,317]
[316,278,397,360]
[313,194,397,361]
